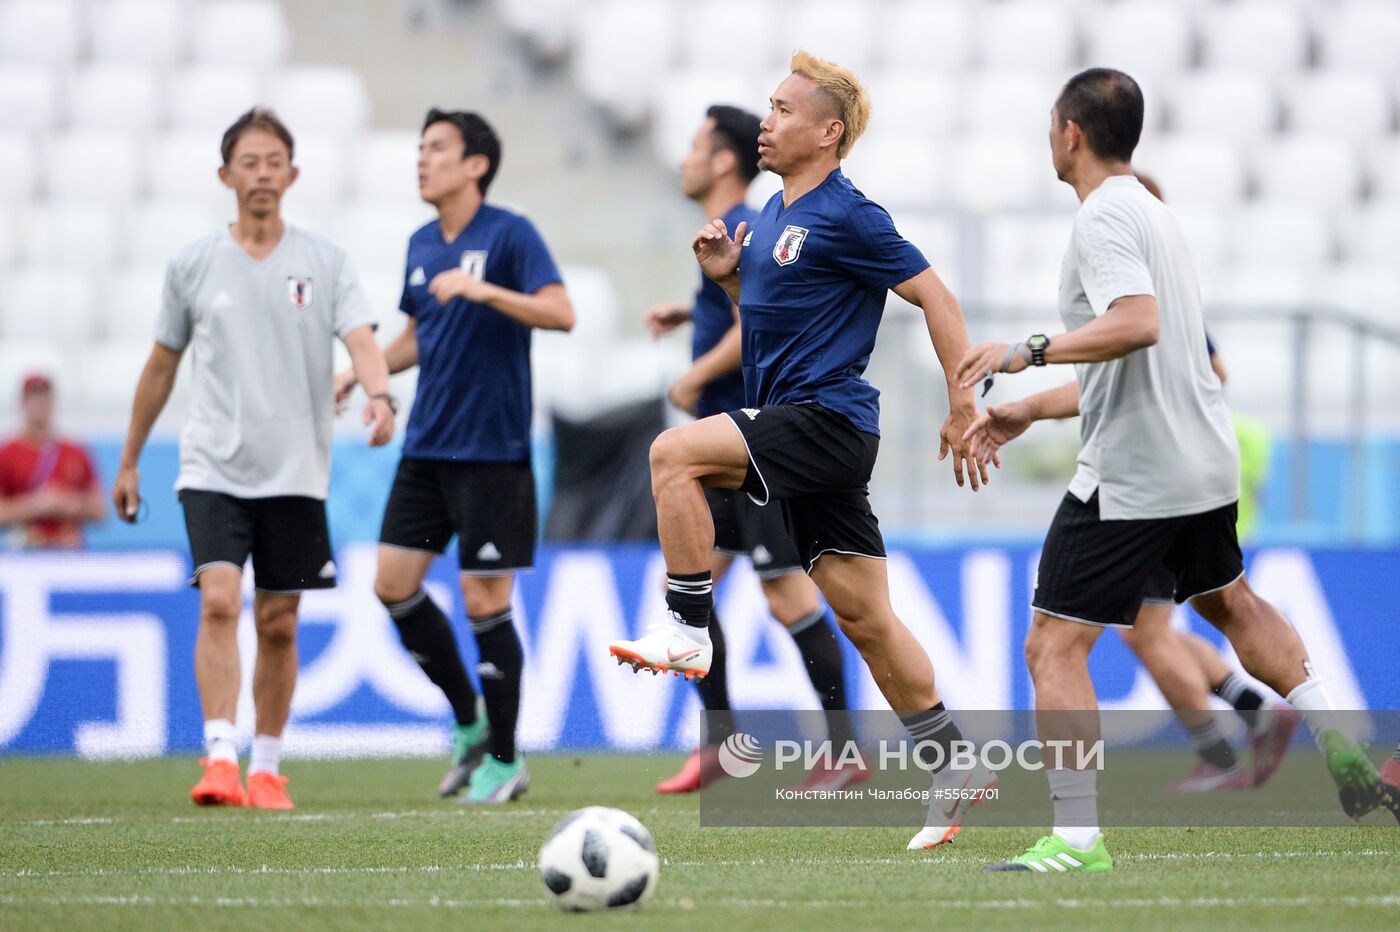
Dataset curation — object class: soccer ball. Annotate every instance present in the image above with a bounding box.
[538,806,659,911]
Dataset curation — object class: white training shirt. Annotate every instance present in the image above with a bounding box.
[156,225,377,500]
[1058,174,1239,520]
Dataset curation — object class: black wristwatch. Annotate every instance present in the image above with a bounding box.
[1027,334,1050,367]
[370,392,399,414]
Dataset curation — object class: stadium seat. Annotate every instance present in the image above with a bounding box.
[68,65,164,132]
[493,0,578,62]
[0,267,97,343]
[280,132,349,206]
[145,131,229,207]
[0,0,81,67]
[1252,136,1363,209]
[267,66,372,136]
[976,0,1076,74]
[0,209,13,268]
[1198,0,1308,79]
[892,214,961,297]
[46,132,142,204]
[1364,139,1400,202]
[841,134,948,210]
[1336,205,1400,264]
[90,0,186,66]
[559,264,620,343]
[1308,262,1400,325]
[959,73,1055,139]
[0,342,69,410]
[678,1,777,71]
[0,65,60,133]
[880,0,974,73]
[1170,205,1231,278]
[359,271,410,342]
[1213,262,1309,309]
[1081,1,1193,81]
[1286,72,1394,142]
[1165,71,1278,142]
[1230,204,1334,270]
[191,0,291,67]
[104,266,168,343]
[352,130,425,202]
[648,69,759,169]
[863,71,958,142]
[947,135,1052,212]
[1317,0,1400,79]
[0,133,37,206]
[1132,135,1247,205]
[982,213,1075,309]
[785,1,880,72]
[167,66,263,131]
[572,0,680,127]
[126,200,228,265]
[71,341,156,410]
[21,204,122,269]
[331,203,435,278]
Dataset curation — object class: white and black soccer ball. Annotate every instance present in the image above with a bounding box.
[538,806,659,912]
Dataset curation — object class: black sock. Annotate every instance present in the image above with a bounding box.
[788,608,854,747]
[695,610,735,744]
[1188,719,1238,771]
[1214,672,1267,733]
[472,608,524,765]
[665,570,712,628]
[382,590,478,726]
[900,702,964,774]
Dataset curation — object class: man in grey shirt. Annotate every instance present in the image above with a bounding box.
[112,108,395,811]
[956,68,1387,873]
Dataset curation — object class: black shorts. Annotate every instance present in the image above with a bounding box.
[378,457,536,574]
[707,488,802,578]
[725,403,884,572]
[178,489,336,593]
[1033,491,1244,627]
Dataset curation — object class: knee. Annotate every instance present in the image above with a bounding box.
[833,608,884,654]
[254,607,298,649]
[199,588,241,629]
[1193,583,1256,633]
[648,428,693,485]
[374,574,418,607]
[1024,619,1088,678]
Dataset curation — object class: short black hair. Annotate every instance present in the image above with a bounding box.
[1055,68,1144,163]
[423,108,502,195]
[221,107,294,165]
[706,104,762,183]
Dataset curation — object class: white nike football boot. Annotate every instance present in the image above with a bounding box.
[609,618,712,680]
[906,760,998,850]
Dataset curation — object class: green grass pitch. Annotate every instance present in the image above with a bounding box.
[2,755,1397,930]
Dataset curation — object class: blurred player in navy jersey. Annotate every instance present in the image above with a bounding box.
[336,109,573,805]
[643,105,856,794]
[611,51,994,849]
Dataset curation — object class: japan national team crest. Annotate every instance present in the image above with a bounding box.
[772,225,808,266]
[287,277,313,309]
[460,250,489,279]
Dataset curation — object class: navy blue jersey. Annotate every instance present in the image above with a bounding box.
[736,169,929,436]
[692,202,759,417]
[399,204,563,462]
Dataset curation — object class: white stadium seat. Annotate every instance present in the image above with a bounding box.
[268,66,372,136]
[572,0,680,126]
[358,271,410,342]
[863,71,959,142]
[494,0,578,61]
[280,132,348,206]
[893,215,961,296]
[1082,1,1193,80]
[167,66,263,131]
[126,200,228,265]
[959,73,1054,139]
[0,133,38,205]
[1308,262,1400,325]
[145,131,229,207]
[68,65,164,132]
[0,65,60,133]
[977,0,1076,74]
[0,343,70,410]
[840,134,947,210]
[1165,71,1278,142]
[191,0,291,67]
[1287,72,1394,143]
[982,214,1075,308]
[46,132,142,204]
[71,342,156,410]
[559,264,620,343]
[352,130,425,202]
[21,204,121,268]
[1252,136,1363,209]
[1170,206,1231,278]
[1199,0,1308,79]
[0,267,97,343]
[330,203,434,278]
[785,1,880,72]
[1363,138,1400,202]
[90,0,187,66]
[1229,204,1334,270]
[948,135,1052,212]
[1317,0,1400,79]
[0,209,13,268]
[1214,262,1308,309]
[679,1,777,71]
[1132,135,1247,205]
[0,0,81,67]
[104,266,168,342]
[648,69,759,169]
[1337,205,1400,264]
[880,0,974,73]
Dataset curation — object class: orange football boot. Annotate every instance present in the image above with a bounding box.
[246,772,295,810]
[190,758,247,807]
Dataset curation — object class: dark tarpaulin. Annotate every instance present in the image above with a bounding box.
[544,397,667,542]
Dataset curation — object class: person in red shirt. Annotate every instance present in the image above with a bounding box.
[0,373,106,548]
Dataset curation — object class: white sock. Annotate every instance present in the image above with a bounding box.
[1286,678,1347,750]
[203,719,238,765]
[249,734,282,776]
[1047,768,1100,851]
[669,613,711,646]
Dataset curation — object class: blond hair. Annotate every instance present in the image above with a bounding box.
[788,49,871,159]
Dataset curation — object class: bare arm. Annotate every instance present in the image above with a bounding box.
[892,268,988,490]
[335,318,417,409]
[112,343,182,522]
[428,274,575,332]
[668,306,742,416]
[961,381,1081,467]
[342,324,395,447]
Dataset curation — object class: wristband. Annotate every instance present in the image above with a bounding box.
[370,392,399,414]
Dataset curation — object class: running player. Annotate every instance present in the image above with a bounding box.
[644,105,856,794]
[335,109,573,805]
[609,51,992,849]
[956,69,1387,873]
[112,108,395,810]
